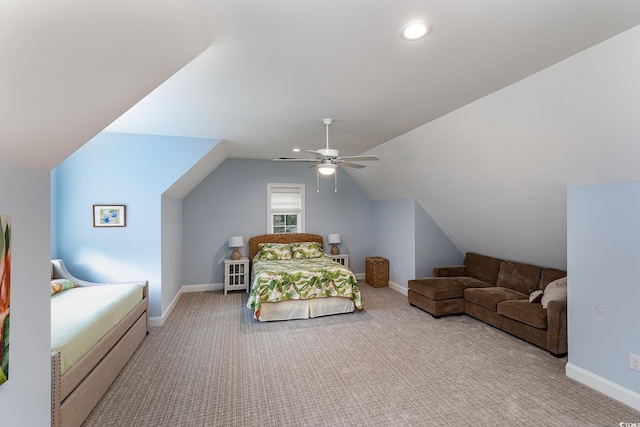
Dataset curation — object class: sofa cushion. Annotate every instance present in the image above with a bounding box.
[497,299,548,329]
[432,265,466,277]
[538,268,567,291]
[541,276,567,309]
[452,276,493,288]
[464,252,503,285]
[408,278,468,300]
[464,287,528,311]
[496,261,542,295]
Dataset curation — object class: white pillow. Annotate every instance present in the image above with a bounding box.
[541,276,567,309]
[529,290,544,303]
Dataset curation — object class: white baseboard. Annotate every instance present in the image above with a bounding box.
[182,283,223,293]
[356,273,407,296]
[566,362,640,412]
[149,283,223,327]
[389,280,407,296]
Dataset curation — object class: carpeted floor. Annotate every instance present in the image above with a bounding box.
[83,283,639,426]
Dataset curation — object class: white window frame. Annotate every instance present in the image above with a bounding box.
[267,183,305,234]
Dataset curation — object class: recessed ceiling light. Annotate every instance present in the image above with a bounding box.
[292,148,300,152]
[401,21,430,41]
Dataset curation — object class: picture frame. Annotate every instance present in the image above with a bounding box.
[93,204,126,227]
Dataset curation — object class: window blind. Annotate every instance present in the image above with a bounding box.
[270,187,301,213]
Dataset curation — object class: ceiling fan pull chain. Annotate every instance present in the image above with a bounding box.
[334,168,338,192]
[317,168,320,193]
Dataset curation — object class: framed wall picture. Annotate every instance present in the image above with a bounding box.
[93,205,126,227]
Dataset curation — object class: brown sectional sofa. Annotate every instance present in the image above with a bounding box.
[408,253,567,356]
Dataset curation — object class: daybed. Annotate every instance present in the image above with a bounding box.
[408,252,567,356]
[50,259,149,427]
[247,233,362,321]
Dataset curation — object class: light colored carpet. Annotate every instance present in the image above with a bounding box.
[83,283,639,426]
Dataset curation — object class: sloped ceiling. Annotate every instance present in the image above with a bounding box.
[4,1,640,269]
[105,1,640,163]
[0,0,209,169]
[350,26,640,269]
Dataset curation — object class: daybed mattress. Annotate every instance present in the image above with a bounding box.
[51,284,143,375]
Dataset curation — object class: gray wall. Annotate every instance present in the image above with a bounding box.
[161,195,184,314]
[0,160,51,427]
[415,201,463,279]
[371,199,463,288]
[372,199,416,287]
[567,181,640,404]
[183,159,375,284]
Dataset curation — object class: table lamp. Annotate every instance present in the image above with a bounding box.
[328,233,341,255]
[228,236,244,260]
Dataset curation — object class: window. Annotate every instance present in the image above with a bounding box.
[267,183,305,233]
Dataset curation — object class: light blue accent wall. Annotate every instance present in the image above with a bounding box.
[0,160,51,427]
[52,132,219,316]
[183,159,375,285]
[415,201,463,279]
[372,199,415,287]
[568,181,640,395]
[161,195,184,314]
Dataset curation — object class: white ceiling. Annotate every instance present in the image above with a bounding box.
[3,1,640,168]
[0,0,209,169]
[4,1,640,268]
[104,0,640,161]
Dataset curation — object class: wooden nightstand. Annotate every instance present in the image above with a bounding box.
[224,258,249,294]
[327,254,349,268]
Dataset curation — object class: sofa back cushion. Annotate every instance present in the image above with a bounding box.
[463,252,503,285]
[538,268,567,291]
[496,261,542,295]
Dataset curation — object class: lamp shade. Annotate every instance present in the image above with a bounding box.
[328,233,341,244]
[228,236,244,248]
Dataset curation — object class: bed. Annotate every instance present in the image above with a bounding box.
[247,233,362,321]
[50,259,148,427]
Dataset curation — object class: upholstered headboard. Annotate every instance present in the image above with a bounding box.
[248,233,324,260]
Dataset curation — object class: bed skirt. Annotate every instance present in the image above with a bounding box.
[256,297,355,321]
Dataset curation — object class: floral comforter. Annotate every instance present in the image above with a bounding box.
[247,256,362,317]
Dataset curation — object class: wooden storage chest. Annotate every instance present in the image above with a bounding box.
[365,257,389,287]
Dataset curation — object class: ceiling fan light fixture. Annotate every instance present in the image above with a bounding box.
[401,21,430,41]
[318,163,337,176]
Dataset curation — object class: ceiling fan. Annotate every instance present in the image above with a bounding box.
[274,119,379,191]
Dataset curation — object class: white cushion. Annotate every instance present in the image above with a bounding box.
[541,276,567,309]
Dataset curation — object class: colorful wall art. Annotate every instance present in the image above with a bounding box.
[0,214,11,386]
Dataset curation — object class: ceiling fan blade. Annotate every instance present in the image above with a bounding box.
[273,157,317,162]
[337,161,366,169]
[338,155,379,162]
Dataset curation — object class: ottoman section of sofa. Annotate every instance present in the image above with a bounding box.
[408,277,468,318]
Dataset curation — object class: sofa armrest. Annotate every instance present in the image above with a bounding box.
[432,265,466,277]
[546,298,567,356]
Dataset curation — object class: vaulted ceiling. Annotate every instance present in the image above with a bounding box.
[3,1,640,268]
